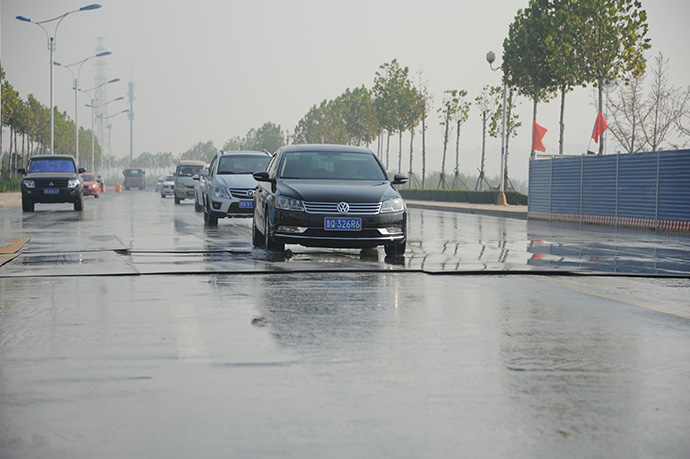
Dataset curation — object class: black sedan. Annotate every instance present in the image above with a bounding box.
[252,145,408,256]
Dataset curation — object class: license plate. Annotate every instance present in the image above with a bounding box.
[44,189,59,195]
[324,217,362,231]
[239,200,253,209]
[187,190,195,197]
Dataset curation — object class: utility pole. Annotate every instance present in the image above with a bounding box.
[128,80,135,165]
[93,37,107,173]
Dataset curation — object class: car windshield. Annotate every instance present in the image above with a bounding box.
[165,175,175,181]
[177,165,202,177]
[217,155,270,175]
[28,159,76,173]
[81,174,96,181]
[124,169,143,176]
[279,151,387,180]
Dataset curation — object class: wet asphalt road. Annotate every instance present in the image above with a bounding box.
[1,190,690,458]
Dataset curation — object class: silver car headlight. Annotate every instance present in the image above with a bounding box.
[68,179,80,188]
[380,197,404,213]
[275,196,305,212]
[213,186,230,199]
[23,179,35,188]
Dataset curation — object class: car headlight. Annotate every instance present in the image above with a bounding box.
[380,197,405,213]
[275,196,305,212]
[213,186,230,199]
[23,179,35,189]
[68,179,80,188]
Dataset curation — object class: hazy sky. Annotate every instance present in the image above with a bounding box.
[2,0,688,183]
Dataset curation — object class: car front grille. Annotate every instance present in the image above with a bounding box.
[34,178,69,187]
[229,188,255,198]
[303,201,382,215]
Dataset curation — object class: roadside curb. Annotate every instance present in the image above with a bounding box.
[405,200,528,220]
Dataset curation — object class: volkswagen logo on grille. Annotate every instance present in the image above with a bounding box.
[337,202,350,214]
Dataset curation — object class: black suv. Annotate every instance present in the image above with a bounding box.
[18,155,86,212]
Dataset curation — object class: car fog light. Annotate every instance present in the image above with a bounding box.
[277,225,307,234]
[381,226,403,235]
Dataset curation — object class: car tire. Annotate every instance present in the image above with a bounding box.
[22,199,34,212]
[161,193,165,198]
[204,202,218,226]
[174,196,181,204]
[252,218,264,248]
[384,241,406,257]
[194,197,202,212]
[264,211,284,253]
[74,195,84,211]
[94,193,99,198]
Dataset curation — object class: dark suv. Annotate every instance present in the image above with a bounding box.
[18,155,86,212]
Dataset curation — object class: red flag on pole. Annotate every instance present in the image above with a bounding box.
[591,111,608,143]
[532,121,547,152]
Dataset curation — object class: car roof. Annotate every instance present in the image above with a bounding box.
[30,155,77,161]
[218,150,270,156]
[280,144,374,154]
[177,160,206,165]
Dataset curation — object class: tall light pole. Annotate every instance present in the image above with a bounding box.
[54,50,112,164]
[16,4,102,155]
[82,79,122,172]
[486,50,508,206]
[101,109,129,185]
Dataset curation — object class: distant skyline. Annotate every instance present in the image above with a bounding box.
[2,0,688,183]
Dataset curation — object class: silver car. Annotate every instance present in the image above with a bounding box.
[200,150,271,226]
[160,174,175,198]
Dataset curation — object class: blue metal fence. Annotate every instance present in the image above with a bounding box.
[528,150,690,231]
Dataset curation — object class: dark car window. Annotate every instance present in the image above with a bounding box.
[217,155,270,175]
[81,174,96,181]
[177,165,202,177]
[28,159,76,173]
[279,151,386,180]
[124,169,143,176]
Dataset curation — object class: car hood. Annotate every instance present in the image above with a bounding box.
[215,174,258,188]
[24,171,79,179]
[278,179,399,203]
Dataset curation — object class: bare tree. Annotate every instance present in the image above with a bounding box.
[643,52,686,151]
[608,76,647,153]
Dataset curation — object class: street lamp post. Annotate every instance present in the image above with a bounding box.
[16,4,102,155]
[486,50,508,206]
[82,79,122,172]
[54,51,112,164]
[100,109,129,185]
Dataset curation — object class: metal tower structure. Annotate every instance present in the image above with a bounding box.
[128,80,135,165]
[92,37,108,172]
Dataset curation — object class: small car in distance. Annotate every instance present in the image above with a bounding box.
[18,154,86,212]
[200,151,271,225]
[252,144,407,256]
[160,174,175,198]
[80,172,100,198]
[194,166,209,212]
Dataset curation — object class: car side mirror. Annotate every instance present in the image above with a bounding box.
[17,168,26,175]
[78,168,86,174]
[199,169,209,178]
[392,174,408,185]
[253,171,271,182]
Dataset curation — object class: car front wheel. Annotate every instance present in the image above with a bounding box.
[252,217,264,248]
[264,211,284,253]
[22,199,34,212]
[384,241,406,257]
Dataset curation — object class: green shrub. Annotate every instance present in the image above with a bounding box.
[400,188,528,205]
[0,177,21,192]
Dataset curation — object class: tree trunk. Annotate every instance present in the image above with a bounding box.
[398,131,403,174]
[385,132,391,169]
[559,86,566,155]
[531,98,538,159]
[408,127,414,187]
[504,90,513,191]
[421,109,427,188]
[478,111,487,190]
[455,119,461,178]
[598,82,604,155]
